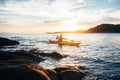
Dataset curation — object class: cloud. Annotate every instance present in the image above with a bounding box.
[103,17,120,22]
[0,20,8,26]
[76,9,120,29]
[38,19,64,27]
[0,0,120,33]
[108,0,120,3]
[0,0,88,19]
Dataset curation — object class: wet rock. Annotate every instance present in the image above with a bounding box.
[40,51,68,59]
[54,65,85,80]
[58,70,85,80]
[0,37,19,46]
[0,50,50,80]
[14,50,44,63]
[0,64,50,80]
[0,59,34,68]
[45,69,59,80]
[0,50,44,63]
[54,65,81,73]
[78,66,87,70]
[0,50,86,80]
[0,51,17,61]
[29,49,40,55]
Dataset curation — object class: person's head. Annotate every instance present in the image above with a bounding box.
[60,34,62,37]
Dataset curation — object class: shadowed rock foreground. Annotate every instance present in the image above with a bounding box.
[0,37,85,80]
[0,37,19,46]
[0,50,85,80]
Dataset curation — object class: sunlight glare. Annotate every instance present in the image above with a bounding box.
[65,34,76,40]
[57,20,81,31]
[60,25,80,31]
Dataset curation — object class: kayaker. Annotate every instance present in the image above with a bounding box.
[57,34,63,42]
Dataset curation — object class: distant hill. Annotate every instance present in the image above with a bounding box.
[85,24,120,33]
[47,24,120,34]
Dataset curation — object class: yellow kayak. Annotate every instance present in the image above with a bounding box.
[49,39,80,46]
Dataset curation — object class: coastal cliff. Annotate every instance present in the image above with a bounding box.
[85,24,120,33]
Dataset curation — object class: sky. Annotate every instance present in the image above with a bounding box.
[0,0,120,33]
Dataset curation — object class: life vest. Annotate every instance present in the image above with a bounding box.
[58,36,63,42]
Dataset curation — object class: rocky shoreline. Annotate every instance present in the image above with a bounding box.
[0,37,19,46]
[0,37,86,80]
[0,50,86,80]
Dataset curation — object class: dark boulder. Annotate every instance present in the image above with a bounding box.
[54,65,81,73]
[40,51,68,59]
[58,70,85,80]
[54,65,85,80]
[13,50,44,63]
[0,51,17,61]
[45,69,59,80]
[0,37,19,46]
[0,50,44,64]
[0,50,49,80]
[0,64,50,80]
[0,50,86,80]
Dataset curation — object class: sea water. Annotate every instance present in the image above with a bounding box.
[0,33,120,79]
